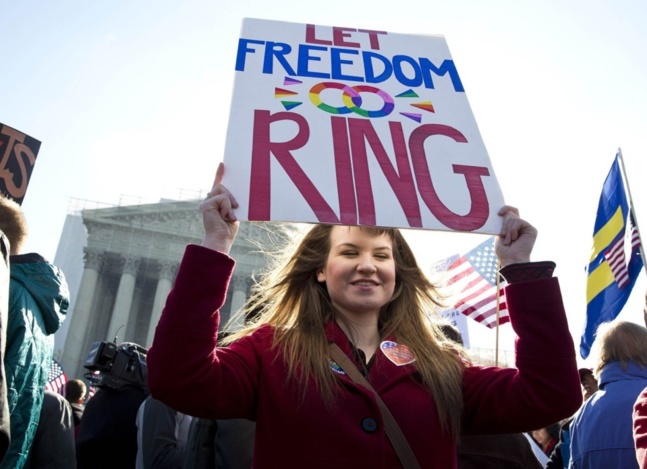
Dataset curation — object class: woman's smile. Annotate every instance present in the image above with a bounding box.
[317,226,396,319]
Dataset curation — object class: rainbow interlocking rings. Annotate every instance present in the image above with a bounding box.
[309,82,395,118]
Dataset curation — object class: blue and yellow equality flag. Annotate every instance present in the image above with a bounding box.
[581,153,643,358]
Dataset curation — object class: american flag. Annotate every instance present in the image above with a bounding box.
[604,212,641,289]
[86,370,100,399]
[582,153,644,359]
[44,359,67,396]
[444,237,508,329]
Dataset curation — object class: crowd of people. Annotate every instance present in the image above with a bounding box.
[0,165,647,469]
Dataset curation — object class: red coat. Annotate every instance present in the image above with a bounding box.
[148,245,581,468]
[634,386,647,468]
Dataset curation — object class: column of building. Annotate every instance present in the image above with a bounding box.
[145,261,177,347]
[61,248,104,379]
[225,274,249,330]
[107,255,140,343]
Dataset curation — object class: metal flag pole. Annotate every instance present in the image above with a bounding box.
[495,258,501,366]
[616,148,647,276]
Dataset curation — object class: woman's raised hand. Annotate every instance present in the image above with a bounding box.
[495,205,537,267]
[199,162,239,254]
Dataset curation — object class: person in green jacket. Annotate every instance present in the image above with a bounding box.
[0,195,69,469]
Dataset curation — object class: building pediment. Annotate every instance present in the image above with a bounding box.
[83,199,203,238]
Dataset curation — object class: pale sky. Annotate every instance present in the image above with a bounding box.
[3,0,647,366]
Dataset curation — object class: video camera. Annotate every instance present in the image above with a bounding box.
[83,341,148,392]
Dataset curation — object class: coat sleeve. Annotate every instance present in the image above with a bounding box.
[461,277,582,434]
[138,397,187,468]
[183,418,218,469]
[147,244,265,420]
[1,285,50,469]
[24,391,76,468]
[634,387,647,468]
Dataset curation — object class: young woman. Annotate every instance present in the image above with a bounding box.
[147,164,581,468]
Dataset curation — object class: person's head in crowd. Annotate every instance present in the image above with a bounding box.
[65,379,87,405]
[0,194,28,255]
[578,368,599,401]
[591,321,647,376]
[531,423,561,455]
[438,322,464,346]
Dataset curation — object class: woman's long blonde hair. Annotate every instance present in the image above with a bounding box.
[222,224,465,438]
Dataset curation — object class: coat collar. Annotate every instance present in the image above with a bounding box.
[599,360,647,389]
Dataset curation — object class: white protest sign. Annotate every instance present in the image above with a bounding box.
[440,308,471,350]
[223,18,505,233]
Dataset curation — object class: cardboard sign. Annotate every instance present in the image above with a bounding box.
[0,123,41,205]
[222,18,505,233]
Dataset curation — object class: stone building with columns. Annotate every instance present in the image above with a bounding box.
[59,198,280,379]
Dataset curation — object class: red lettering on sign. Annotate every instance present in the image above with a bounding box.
[357,29,387,50]
[330,117,357,225]
[249,110,340,223]
[305,25,387,50]
[332,27,360,48]
[305,24,332,46]
[409,124,489,231]
[346,118,422,227]
[248,111,490,231]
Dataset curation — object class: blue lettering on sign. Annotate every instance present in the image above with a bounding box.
[363,51,392,83]
[393,54,423,87]
[330,48,362,82]
[235,38,465,92]
[263,41,296,75]
[297,44,330,79]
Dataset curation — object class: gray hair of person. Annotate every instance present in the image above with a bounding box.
[592,320,647,376]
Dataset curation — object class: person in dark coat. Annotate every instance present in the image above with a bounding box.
[76,385,148,469]
[135,396,192,468]
[24,390,76,468]
[183,418,255,469]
